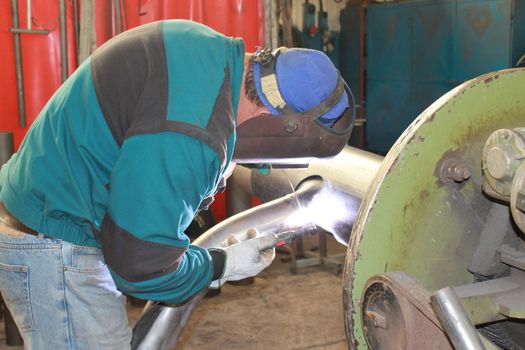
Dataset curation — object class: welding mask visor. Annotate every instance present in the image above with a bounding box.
[233,47,355,164]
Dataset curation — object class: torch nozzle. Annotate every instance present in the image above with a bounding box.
[259,230,302,250]
[273,231,298,247]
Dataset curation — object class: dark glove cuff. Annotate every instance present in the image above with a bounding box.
[209,248,226,280]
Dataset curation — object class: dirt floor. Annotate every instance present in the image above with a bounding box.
[1,235,348,350]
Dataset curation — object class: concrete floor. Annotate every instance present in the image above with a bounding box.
[0,235,348,350]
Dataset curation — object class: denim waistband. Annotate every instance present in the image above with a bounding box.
[0,226,103,267]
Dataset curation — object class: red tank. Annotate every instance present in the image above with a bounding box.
[0,0,264,221]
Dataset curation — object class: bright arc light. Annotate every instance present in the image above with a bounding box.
[283,184,359,238]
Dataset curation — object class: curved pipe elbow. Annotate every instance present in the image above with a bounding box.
[196,177,359,248]
[194,179,325,248]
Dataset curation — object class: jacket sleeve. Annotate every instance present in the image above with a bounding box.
[98,131,223,304]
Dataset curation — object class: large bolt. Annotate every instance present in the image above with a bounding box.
[441,159,471,183]
[285,120,299,133]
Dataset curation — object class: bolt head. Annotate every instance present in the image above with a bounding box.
[486,147,510,180]
[285,120,299,133]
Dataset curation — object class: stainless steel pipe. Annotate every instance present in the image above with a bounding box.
[131,291,207,350]
[132,146,383,349]
[431,287,486,350]
[233,145,384,202]
[132,180,328,349]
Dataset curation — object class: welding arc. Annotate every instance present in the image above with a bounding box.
[286,175,318,237]
[132,179,358,349]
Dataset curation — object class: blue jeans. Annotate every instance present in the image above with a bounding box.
[0,225,132,349]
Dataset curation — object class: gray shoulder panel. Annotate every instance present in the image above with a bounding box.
[91,21,168,145]
[99,214,186,282]
[126,67,235,164]
[92,19,235,164]
[205,67,235,159]
[126,119,226,162]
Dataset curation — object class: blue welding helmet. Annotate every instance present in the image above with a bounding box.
[233,47,355,165]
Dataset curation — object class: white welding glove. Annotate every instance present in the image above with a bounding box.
[209,228,276,288]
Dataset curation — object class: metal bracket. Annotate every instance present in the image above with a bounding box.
[9,0,51,34]
[9,0,51,128]
[9,28,50,34]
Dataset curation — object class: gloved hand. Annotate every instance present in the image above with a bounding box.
[209,228,276,288]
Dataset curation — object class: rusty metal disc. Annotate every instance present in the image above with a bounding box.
[343,68,525,349]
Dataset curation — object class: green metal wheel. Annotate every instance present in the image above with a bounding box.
[343,68,525,349]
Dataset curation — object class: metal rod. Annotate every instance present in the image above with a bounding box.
[78,0,96,65]
[114,0,122,35]
[10,0,26,128]
[9,28,49,34]
[26,0,31,30]
[131,290,206,350]
[0,132,15,166]
[431,287,486,350]
[72,0,79,60]
[358,0,366,148]
[9,0,50,34]
[59,0,68,82]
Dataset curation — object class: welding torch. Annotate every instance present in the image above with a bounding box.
[209,230,302,289]
[260,230,301,250]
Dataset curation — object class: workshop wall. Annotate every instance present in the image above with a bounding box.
[1,0,263,149]
[365,0,525,155]
[291,0,347,31]
[276,0,525,154]
[0,0,264,221]
[0,0,77,148]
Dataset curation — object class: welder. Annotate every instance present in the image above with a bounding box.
[0,19,353,349]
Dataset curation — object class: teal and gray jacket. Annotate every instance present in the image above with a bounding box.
[0,20,244,304]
